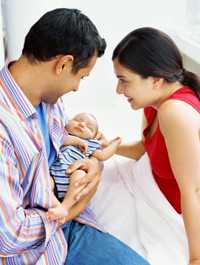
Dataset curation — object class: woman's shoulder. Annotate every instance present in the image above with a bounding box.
[158,98,200,134]
[166,86,200,113]
[158,86,200,123]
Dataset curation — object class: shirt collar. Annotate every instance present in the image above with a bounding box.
[0,63,36,119]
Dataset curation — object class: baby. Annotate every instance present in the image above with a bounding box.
[47,112,121,221]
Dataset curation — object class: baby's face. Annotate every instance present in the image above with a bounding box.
[66,113,98,139]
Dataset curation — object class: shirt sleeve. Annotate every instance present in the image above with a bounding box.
[57,97,69,144]
[0,134,59,257]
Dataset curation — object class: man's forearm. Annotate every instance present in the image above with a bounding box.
[0,207,58,256]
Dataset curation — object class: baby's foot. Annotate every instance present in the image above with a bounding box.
[47,205,69,221]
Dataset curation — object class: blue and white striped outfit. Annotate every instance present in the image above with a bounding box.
[50,138,101,200]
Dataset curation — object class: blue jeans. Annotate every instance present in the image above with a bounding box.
[63,220,150,265]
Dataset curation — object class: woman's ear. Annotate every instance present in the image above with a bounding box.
[152,77,164,90]
[55,55,74,75]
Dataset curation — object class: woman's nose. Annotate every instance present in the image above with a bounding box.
[116,83,124,94]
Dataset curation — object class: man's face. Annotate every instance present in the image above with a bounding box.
[42,55,97,104]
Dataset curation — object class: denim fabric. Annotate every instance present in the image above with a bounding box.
[63,221,150,265]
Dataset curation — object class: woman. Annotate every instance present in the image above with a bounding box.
[92,28,200,265]
[99,27,200,265]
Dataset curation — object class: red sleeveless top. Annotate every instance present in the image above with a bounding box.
[143,86,200,213]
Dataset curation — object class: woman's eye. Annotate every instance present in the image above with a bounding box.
[119,79,128,83]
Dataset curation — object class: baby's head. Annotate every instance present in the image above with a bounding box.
[66,113,98,139]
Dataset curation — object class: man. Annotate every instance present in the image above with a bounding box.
[0,8,149,265]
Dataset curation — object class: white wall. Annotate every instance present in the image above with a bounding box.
[60,0,188,141]
[0,0,4,68]
[3,0,188,141]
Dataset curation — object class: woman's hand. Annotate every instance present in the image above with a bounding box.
[66,157,101,201]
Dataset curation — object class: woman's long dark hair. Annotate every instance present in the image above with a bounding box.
[112,27,200,98]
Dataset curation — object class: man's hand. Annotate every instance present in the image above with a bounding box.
[67,157,101,201]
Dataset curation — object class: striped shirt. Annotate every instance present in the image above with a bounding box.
[0,64,101,265]
[50,139,101,200]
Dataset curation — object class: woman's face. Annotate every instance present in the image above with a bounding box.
[113,59,159,110]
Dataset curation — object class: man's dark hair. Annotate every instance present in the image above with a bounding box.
[22,8,106,72]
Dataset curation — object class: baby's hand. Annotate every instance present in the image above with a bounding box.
[76,139,88,153]
[96,131,110,148]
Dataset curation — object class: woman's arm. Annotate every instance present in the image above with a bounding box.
[116,113,147,160]
[116,140,145,160]
[158,99,200,264]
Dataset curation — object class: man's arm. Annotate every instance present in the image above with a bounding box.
[0,136,58,256]
[66,157,102,201]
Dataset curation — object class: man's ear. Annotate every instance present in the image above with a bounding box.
[55,55,74,75]
[152,77,164,89]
